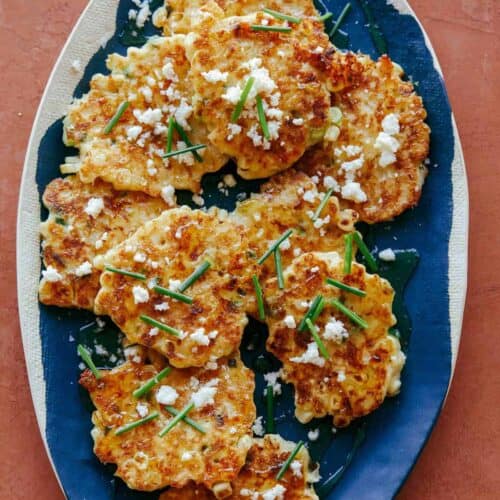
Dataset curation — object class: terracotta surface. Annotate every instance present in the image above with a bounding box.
[0,0,498,498]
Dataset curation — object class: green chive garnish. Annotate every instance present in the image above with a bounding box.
[298,295,323,332]
[115,411,159,436]
[250,25,292,32]
[318,12,333,22]
[276,441,304,480]
[326,278,366,297]
[163,144,207,159]
[329,3,352,38]
[309,296,325,324]
[257,229,293,265]
[266,385,275,433]
[165,406,206,434]
[274,249,284,290]
[173,121,203,162]
[305,318,330,359]
[353,232,378,272]
[344,233,354,275]
[256,95,270,140]
[231,77,255,122]
[312,188,334,221]
[104,266,146,281]
[103,101,130,134]
[252,274,266,321]
[166,116,174,154]
[178,260,211,292]
[133,366,172,399]
[159,402,194,437]
[77,344,101,379]
[262,7,301,24]
[153,285,193,304]
[330,299,368,329]
[140,315,182,337]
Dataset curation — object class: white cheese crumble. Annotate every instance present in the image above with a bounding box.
[303,190,317,203]
[262,485,286,500]
[126,125,143,142]
[290,342,325,367]
[84,197,104,218]
[133,252,147,263]
[132,285,149,304]
[226,123,242,141]
[382,113,400,135]
[168,279,182,291]
[290,460,303,478]
[323,175,340,191]
[308,428,320,441]
[292,118,304,126]
[156,385,179,405]
[162,60,178,81]
[337,370,346,382]
[181,451,193,461]
[191,380,218,408]
[263,370,283,396]
[284,315,296,329]
[222,85,242,104]
[324,125,340,142]
[341,181,367,203]
[133,107,162,125]
[379,248,396,261]
[201,69,229,83]
[323,318,349,343]
[136,403,149,418]
[155,302,169,311]
[161,185,176,206]
[190,328,211,346]
[75,261,93,277]
[252,416,265,436]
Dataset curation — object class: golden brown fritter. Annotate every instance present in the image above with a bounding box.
[63,35,227,195]
[185,13,333,179]
[39,176,170,310]
[160,434,319,499]
[79,355,255,493]
[93,206,259,368]
[299,53,430,223]
[265,252,405,427]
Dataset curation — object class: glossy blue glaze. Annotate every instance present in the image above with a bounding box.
[35,1,454,498]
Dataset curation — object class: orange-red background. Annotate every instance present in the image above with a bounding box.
[0,1,498,498]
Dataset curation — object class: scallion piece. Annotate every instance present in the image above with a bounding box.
[262,7,301,24]
[165,406,206,434]
[305,318,330,359]
[252,274,266,321]
[153,285,193,304]
[178,260,211,292]
[77,344,101,379]
[276,440,304,480]
[103,101,130,134]
[231,77,255,122]
[256,95,270,140]
[353,232,378,272]
[298,295,323,332]
[115,411,159,436]
[344,233,354,275]
[166,116,175,154]
[133,366,172,399]
[318,12,333,22]
[312,188,334,221]
[173,121,203,162]
[266,385,275,433]
[250,25,292,32]
[104,266,146,281]
[274,248,285,290]
[159,402,194,437]
[140,315,182,337]
[257,229,293,265]
[329,3,352,38]
[330,299,368,329]
[162,144,207,159]
[326,278,366,297]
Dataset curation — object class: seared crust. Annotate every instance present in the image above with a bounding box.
[161,434,319,499]
[79,356,255,493]
[64,35,227,195]
[265,252,405,427]
[39,176,169,310]
[93,206,258,368]
[299,53,430,223]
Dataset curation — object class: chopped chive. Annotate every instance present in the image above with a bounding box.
[309,296,325,324]
[318,12,333,22]
[140,315,182,337]
[252,274,266,321]
[276,441,304,480]
[266,385,275,433]
[274,249,284,290]
[153,285,193,304]
[305,318,330,359]
[330,299,368,329]
[329,106,343,124]
[329,3,352,38]
[250,25,292,32]
[257,229,293,265]
[326,278,366,297]
[353,232,378,272]
[262,7,301,24]
[166,116,175,154]
[173,121,203,162]
[55,216,66,226]
[256,95,270,140]
[344,233,354,275]
[105,266,146,281]
[115,411,159,436]
[178,260,211,292]
[77,344,101,379]
[159,402,194,437]
[312,188,334,221]
[103,101,130,134]
[231,77,255,122]
[133,366,172,399]
[162,144,207,159]
[165,406,206,434]
[298,295,323,332]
